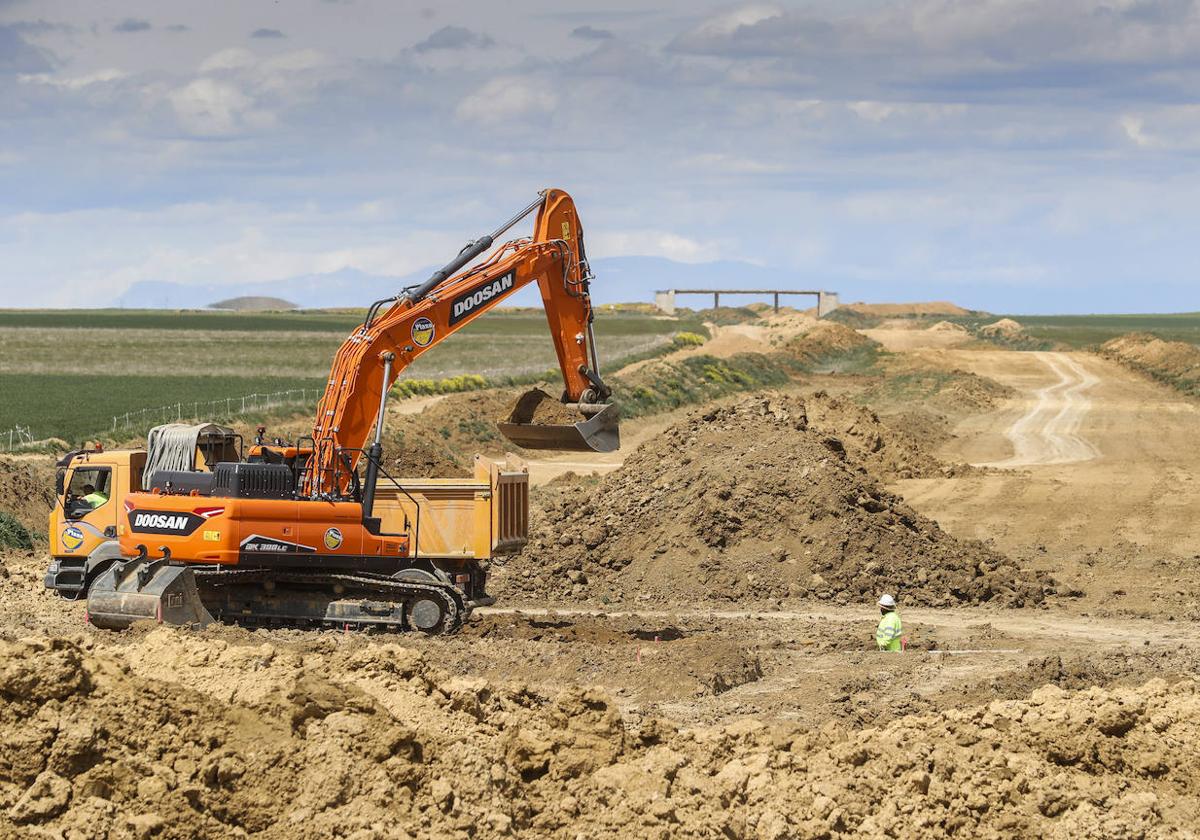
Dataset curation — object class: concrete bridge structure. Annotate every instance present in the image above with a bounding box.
[653,289,840,318]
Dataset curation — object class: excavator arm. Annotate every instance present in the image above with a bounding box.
[304,188,617,497]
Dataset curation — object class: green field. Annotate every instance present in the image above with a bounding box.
[998,313,1200,348]
[0,308,703,443]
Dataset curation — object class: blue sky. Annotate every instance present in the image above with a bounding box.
[1,0,1198,312]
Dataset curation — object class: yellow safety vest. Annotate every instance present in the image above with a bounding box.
[876,611,902,652]
[84,492,108,508]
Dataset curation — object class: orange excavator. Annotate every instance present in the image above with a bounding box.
[63,188,618,634]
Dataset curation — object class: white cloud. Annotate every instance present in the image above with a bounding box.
[168,78,269,136]
[1120,105,1200,150]
[688,4,783,39]
[455,77,558,124]
[681,153,784,174]
[18,68,128,89]
[590,230,725,263]
[847,101,967,123]
[199,48,257,73]
[0,202,466,307]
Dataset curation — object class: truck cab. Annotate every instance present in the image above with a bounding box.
[45,423,240,596]
[45,447,146,595]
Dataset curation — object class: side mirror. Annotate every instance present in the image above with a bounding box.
[55,470,66,496]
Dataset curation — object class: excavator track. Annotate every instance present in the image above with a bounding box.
[194,568,467,635]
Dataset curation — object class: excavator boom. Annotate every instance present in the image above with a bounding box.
[305,188,618,496]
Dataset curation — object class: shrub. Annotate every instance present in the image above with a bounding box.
[0,511,32,551]
[672,331,707,348]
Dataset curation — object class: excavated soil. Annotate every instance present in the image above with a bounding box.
[506,389,582,426]
[498,395,1048,608]
[3,629,1197,839]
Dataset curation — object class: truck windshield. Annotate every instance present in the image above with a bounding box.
[67,467,112,513]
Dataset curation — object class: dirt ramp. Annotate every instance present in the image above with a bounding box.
[505,395,1046,607]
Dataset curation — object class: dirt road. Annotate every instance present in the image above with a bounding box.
[976,351,1100,467]
[893,349,1200,609]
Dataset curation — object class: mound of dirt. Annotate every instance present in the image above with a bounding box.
[804,391,945,480]
[860,359,1016,419]
[928,320,969,334]
[1101,333,1200,393]
[5,632,1196,838]
[502,395,1046,607]
[979,318,1026,338]
[0,456,56,538]
[781,322,879,368]
[843,302,974,317]
[384,388,530,468]
[391,438,465,478]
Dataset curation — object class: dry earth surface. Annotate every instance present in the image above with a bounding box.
[2,313,1200,837]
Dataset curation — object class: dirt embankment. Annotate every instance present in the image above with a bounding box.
[499,395,1048,608]
[0,456,56,539]
[3,631,1197,839]
[1100,332,1200,397]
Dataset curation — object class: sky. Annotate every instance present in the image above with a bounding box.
[1,0,1198,313]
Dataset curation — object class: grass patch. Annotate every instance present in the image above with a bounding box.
[0,309,365,333]
[613,352,801,418]
[793,343,882,375]
[1001,313,1200,348]
[0,373,323,443]
[0,310,708,443]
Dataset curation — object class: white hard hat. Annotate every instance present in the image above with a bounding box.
[878,593,897,608]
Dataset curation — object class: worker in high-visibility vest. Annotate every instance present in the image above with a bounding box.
[875,593,903,652]
[82,483,108,509]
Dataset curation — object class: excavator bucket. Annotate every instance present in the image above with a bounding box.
[498,389,621,453]
[86,557,214,630]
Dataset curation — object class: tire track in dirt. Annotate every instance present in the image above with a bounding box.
[977,351,1101,468]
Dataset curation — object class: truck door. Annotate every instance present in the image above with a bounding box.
[57,465,118,557]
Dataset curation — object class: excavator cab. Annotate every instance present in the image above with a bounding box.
[497,388,620,453]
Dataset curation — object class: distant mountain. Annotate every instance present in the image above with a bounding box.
[112,257,824,311]
[209,296,297,311]
[114,266,424,311]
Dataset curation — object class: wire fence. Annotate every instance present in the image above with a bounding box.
[110,389,320,433]
[0,425,35,452]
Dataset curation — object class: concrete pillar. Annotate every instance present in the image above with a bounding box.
[817,291,840,318]
[713,292,720,310]
[773,293,780,312]
[654,290,676,315]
